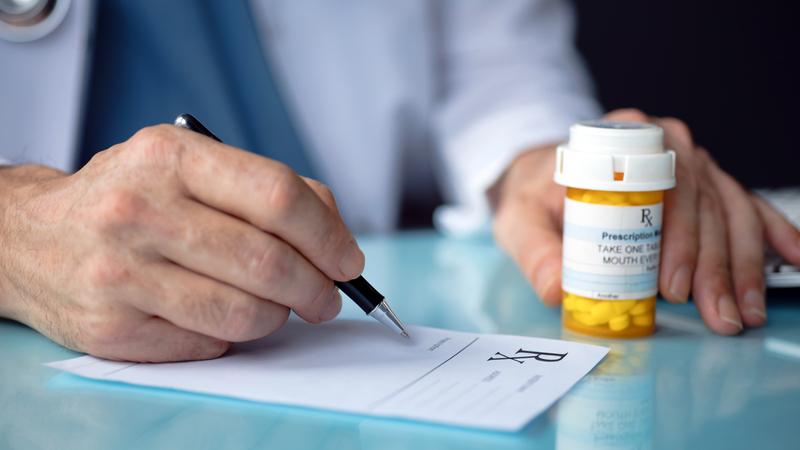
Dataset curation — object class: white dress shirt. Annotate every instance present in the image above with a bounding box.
[0,0,601,233]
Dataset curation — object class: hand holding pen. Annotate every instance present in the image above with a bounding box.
[175,114,409,337]
[0,116,405,364]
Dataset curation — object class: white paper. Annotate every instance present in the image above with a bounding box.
[47,319,607,431]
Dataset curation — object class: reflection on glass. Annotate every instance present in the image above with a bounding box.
[556,334,654,450]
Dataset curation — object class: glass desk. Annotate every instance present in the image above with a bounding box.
[2,231,799,449]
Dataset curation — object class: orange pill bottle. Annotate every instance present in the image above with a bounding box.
[554,121,676,338]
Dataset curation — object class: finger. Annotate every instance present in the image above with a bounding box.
[603,108,650,123]
[132,126,364,281]
[706,156,767,327]
[654,119,700,303]
[752,194,800,266]
[302,177,339,212]
[494,193,564,306]
[692,188,743,334]
[602,113,702,303]
[151,199,339,324]
[128,261,294,342]
[88,315,230,363]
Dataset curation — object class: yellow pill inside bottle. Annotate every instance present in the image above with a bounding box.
[554,121,676,339]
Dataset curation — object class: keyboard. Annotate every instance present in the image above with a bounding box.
[758,188,800,288]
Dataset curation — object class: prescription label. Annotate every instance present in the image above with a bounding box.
[562,198,663,300]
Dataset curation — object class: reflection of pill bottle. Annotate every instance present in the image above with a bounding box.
[554,121,676,338]
[557,333,654,450]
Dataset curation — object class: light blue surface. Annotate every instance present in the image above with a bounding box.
[1,231,799,450]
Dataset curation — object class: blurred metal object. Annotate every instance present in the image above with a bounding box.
[0,0,70,42]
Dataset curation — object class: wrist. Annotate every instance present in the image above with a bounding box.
[0,164,67,320]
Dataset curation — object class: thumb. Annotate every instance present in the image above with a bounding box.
[494,187,564,306]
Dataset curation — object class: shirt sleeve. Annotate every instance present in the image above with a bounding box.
[432,0,602,237]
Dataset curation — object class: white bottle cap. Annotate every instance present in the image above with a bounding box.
[554,120,676,192]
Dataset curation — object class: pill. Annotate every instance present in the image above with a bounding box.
[608,314,631,331]
[575,297,595,313]
[563,295,576,311]
[632,314,654,327]
[630,301,654,316]
[611,300,636,315]
[573,312,606,326]
[590,301,614,322]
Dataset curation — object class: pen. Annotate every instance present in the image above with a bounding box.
[174,113,410,338]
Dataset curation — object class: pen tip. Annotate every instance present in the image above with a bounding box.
[401,331,410,339]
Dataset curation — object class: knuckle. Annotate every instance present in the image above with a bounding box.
[318,223,352,259]
[709,258,732,282]
[128,125,182,165]
[318,187,336,209]
[264,163,301,216]
[661,117,694,144]
[699,188,722,215]
[248,242,291,289]
[694,148,713,167]
[85,253,132,289]
[663,234,697,261]
[677,165,699,193]
[310,180,337,207]
[220,298,262,342]
[740,254,765,276]
[93,188,148,230]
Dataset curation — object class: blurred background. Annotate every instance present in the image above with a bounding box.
[573,1,798,189]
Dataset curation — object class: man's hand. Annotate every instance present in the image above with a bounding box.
[493,109,800,335]
[0,125,364,362]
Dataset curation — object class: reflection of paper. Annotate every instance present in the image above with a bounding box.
[48,319,607,431]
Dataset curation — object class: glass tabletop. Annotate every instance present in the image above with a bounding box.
[2,231,799,450]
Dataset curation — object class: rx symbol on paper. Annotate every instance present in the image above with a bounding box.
[641,208,653,226]
[487,349,568,364]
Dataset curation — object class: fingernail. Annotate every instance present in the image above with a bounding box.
[743,289,767,321]
[320,290,342,322]
[746,308,767,321]
[717,295,743,330]
[339,241,364,279]
[668,266,691,303]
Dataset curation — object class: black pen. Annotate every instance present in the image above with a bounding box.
[174,113,410,338]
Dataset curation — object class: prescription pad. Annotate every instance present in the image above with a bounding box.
[48,319,607,431]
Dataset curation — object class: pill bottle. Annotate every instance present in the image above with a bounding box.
[554,121,676,338]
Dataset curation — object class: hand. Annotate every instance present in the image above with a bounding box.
[493,109,800,335]
[0,125,364,361]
